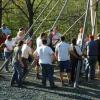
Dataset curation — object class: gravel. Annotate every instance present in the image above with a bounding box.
[0,62,100,100]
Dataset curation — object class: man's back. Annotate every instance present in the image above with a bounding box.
[37,45,53,64]
[87,40,97,56]
[95,39,100,56]
[21,44,32,59]
[55,42,70,61]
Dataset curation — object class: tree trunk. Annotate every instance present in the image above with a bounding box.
[28,12,33,36]
[25,0,34,36]
[0,0,2,27]
[90,0,97,35]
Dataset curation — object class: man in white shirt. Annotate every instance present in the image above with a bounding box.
[34,39,55,88]
[1,23,11,36]
[35,32,46,79]
[55,36,71,86]
[4,35,15,72]
[21,39,33,76]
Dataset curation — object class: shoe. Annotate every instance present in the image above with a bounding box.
[11,82,15,87]
[50,85,58,89]
[5,70,10,73]
[61,81,64,87]
[36,74,41,79]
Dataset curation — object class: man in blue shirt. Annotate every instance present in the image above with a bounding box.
[86,35,97,80]
[1,23,11,36]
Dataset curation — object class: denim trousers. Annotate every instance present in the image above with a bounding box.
[85,56,97,80]
[40,64,54,86]
[4,52,12,71]
[11,61,23,86]
[70,59,78,83]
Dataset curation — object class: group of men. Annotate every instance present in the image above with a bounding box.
[0,25,100,88]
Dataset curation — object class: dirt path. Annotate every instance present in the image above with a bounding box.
[0,60,100,100]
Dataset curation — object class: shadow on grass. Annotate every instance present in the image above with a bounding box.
[23,80,100,100]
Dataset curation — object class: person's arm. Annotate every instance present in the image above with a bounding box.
[33,49,39,59]
[49,47,56,62]
[51,53,56,62]
[55,44,58,60]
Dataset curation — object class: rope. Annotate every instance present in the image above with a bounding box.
[44,0,68,34]
[24,0,53,39]
[52,12,86,46]
[63,12,86,36]
[51,0,68,29]
[0,0,53,71]
[74,0,90,88]
[31,0,60,39]
[23,0,68,80]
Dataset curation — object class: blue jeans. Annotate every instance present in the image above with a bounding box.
[11,62,23,86]
[40,64,54,87]
[85,56,97,80]
[4,52,12,71]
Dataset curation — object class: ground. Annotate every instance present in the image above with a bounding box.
[0,61,100,100]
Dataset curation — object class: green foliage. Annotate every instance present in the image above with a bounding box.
[1,0,100,40]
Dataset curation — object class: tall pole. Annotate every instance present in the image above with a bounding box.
[90,0,97,35]
[74,0,90,88]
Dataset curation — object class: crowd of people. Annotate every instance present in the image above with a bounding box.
[0,24,100,88]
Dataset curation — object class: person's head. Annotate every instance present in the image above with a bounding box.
[79,27,83,33]
[17,41,24,47]
[40,32,46,39]
[42,39,47,45]
[61,35,65,41]
[26,38,33,47]
[19,27,24,31]
[97,33,100,39]
[49,29,53,34]
[71,38,76,45]
[2,23,6,29]
[89,34,94,41]
[53,26,59,33]
[7,35,12,41]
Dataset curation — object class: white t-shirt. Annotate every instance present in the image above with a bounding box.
[21,44,32,59]
[77,33,82,47]
[55,41,70,61]
[36,45,54,64]
[16,31,24,42]
[4,40,14,52]
[70,44,82,56]
[52,32,61,46]
[36,37,42,49]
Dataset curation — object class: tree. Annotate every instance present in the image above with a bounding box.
[11,0,43,36]
[0,0,2,27]
[0,0,11,27]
